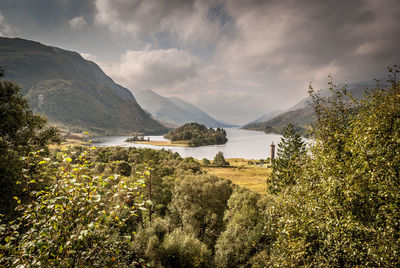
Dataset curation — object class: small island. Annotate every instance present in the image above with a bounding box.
[164,122,228,147]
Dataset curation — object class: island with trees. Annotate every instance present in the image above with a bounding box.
[164,122,228,147]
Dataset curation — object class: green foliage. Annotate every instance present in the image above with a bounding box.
[0,147,147,266]
[2,66,400,267]
[267,123,306,193]
[201,158,211,166]
[132,217,171,266]
[215,188,278,267]
[133,218,213,267]
[213,151,230,167]
[265,69,400,266]
[0,76,60,220]
[161,228,212,268]
[116,161,131,176]
[164,123,228,147]
[169,174,233,249]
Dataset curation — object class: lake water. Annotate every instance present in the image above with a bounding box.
[94,128,285,160]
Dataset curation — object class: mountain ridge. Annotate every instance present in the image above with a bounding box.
[242,78,388,135]
[132,88,235,128]
[0,37,168,135]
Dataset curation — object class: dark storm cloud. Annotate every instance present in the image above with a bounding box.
[0,0,399,124]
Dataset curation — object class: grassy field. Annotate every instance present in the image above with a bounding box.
[203,158,271,194]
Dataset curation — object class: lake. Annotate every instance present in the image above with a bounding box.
[94,128,285,160]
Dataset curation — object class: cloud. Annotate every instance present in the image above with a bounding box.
[80,52,97,62]
[217,0,400,89]
[103,48,200,90]
[1,0,399,124]
[97,0,400,123]
[94,0,228,45]
[0,12,15,36]
[68,16,87,29]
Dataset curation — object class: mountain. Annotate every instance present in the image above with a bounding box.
[243,106,314,136]
[0,37,168,135]
[243,78,388,135]
[242,110,282,127]
[286,79,383,112]
[132,88,234,127]
[168,97,236,127]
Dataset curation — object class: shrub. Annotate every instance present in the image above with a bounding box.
[213,151,229,167]
[0,148,147,267]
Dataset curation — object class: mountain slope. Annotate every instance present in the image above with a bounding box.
[0,37,167,135]
[243,106,314,136]
[242,110,282,127]
[243,78,388,135]
[168,97,236,127]
[131,89,190,127]
[132,88,233,127]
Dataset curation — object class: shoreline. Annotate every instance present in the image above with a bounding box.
[126,140,190,147]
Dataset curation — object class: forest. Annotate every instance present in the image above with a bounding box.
[164,123,228,147]
[0,66,399,267]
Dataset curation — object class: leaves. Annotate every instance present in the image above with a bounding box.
[1,147,147,267]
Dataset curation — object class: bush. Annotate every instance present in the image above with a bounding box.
[201,158,211,166]
[213,151,229,167]
[161,229,212,268]
[215,188,277,267]
[0,148,147,267]
[169,174,233,248]
[116,161,131,176]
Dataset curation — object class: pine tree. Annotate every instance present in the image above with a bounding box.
[267,123,306,193]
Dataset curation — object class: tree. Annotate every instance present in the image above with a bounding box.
[267,123,306,193]
[1,147,148,267]
[215,188,278,267]
[168,174,233,249]
[266,69,400,266]
[0,71,60,219]
[213,151,229,167]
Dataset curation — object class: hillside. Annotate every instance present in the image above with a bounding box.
[0,37,168,135]
[168,97,236,127]
[243,78,388,135]
[244,106,314,136]
[242,109,282,127]
[132,88,234,127]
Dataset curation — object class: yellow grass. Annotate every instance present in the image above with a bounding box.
[203,158,271,194]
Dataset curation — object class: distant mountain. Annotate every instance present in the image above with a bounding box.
[168,97,236,127]
[132,88,234,127]
[243,78,388,135]
[243,106,314,136]
[242,110,282,127]
[0,37,167,135]
[286,79,383,112]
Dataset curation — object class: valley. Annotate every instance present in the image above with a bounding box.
[0,7,398,264]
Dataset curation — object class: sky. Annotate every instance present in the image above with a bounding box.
[0,0,399,125]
